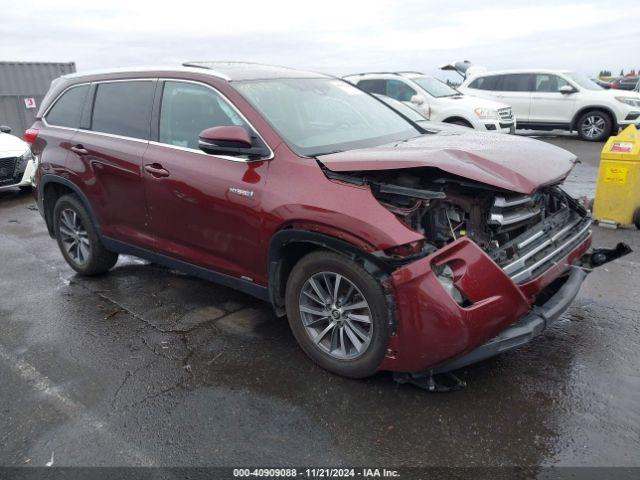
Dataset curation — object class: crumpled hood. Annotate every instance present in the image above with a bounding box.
[317,131,577,194]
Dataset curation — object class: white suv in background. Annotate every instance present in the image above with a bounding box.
[458,69,640,141]
[344,72,515,133]
[0,126,37,192]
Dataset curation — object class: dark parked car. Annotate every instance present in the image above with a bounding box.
[26,63,629,384]
[611,76,639,91]
[591,78,613,89]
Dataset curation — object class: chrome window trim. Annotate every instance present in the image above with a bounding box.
[154,78,274,163]
[42,77,274,162]
[76,128,149,144]
[42,82,91,129]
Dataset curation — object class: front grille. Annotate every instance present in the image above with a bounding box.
[0,157,18,185]
[488,190,590,284]
[498,107,514,123]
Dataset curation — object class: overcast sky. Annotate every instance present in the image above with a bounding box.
[2,0,639,80]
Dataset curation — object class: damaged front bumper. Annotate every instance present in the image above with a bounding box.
[380,232,631,374]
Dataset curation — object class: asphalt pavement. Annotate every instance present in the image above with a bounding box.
[0,134,638,470]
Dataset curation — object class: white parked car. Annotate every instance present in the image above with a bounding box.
[458,69,640,141]
[344,72,516,133]
[0,126,37,192]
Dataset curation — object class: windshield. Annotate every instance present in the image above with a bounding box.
[564,72,603,91]
[374,94,426,122]
[233,78,419,156]
[411,76,460,97]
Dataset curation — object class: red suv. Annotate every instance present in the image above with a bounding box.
[27,62,628,384]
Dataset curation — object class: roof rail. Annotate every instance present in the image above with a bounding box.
[344,71,424,77]
[181,62,232,80]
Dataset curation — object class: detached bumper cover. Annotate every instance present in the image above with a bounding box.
[432,267,586,373]
[381,235,630,374]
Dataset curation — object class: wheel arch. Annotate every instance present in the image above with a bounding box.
[442,116,473,127]
[39,175,100,239]
[267,229,396,329]
[570,105,618,131]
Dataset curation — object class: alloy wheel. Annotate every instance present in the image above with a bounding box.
[298,271,373,360]
[581,115,606,139]
[58,208,90,265]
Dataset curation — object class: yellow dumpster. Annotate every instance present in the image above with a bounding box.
[593,125,640,229]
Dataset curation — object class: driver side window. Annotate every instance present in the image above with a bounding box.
[534,74,570,93]
[159,81,247,149]
[386,80,417,102]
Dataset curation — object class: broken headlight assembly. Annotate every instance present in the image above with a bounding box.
[433,263,467,306]
[17,149,34,169]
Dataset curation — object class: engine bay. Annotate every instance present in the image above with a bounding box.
[323,166,591,282]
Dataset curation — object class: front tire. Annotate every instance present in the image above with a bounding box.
[577,111,612,141]
[53,194,118,275]
[285,251,390,378]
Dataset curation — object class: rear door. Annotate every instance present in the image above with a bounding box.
[68,79,156,246]
[493,74,533,122]
[141,80,270,282]
[529,74,576,125]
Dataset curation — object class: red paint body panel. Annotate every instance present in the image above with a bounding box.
[31,66,598,375]
[318,132,577,194]
[381,238,530,371]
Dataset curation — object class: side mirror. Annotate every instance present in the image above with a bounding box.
[411,94,426,105]
[198,126,269,159]
[559,85,576,95]
[0,125,11,134]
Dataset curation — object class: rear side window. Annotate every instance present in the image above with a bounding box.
[356,79,386,95]
[45,85,89,128]
[468,75,500,91]
[499,74,533,92]
[91,81,155,140]
[159,81,248,150]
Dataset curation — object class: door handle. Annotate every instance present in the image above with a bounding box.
[144,163,170,178]
[71,144,89,155]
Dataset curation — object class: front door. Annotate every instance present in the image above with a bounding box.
[142,80,270,283]
[529,74,577,125]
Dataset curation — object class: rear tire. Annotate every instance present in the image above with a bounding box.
[576,110,612,142]
[634,208,640,230]
[53,194,118,275]
[285,251,390,379]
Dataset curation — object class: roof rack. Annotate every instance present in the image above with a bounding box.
[344,71,424,77]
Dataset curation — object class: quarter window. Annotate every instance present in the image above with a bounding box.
[499,74,533,92]
[159,81,248,150]
[91,81,155,140]
[45,85,90,128]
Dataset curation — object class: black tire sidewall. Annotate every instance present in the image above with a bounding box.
[578,111,612,142]
[53,194,112,275]
[285,251,390,379]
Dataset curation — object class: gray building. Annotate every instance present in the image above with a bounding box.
[0,61,76,137]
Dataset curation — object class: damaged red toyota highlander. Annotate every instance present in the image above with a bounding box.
[28,63,630,386]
